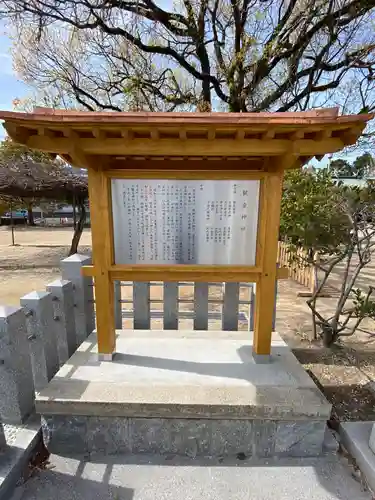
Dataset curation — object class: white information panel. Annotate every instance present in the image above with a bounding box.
[111,179,260,265]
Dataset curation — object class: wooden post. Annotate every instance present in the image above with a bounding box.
[88,169,116,359]
[310,251,319,295]
[253,170,284,357]
[9,201,15,246]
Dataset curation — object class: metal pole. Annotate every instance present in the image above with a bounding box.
[9,201,15,246]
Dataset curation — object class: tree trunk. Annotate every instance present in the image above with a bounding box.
[73,195,77,230]
[27,202,35,226]
[69,201,86,256]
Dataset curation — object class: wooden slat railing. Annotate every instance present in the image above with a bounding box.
[278,242,317,293]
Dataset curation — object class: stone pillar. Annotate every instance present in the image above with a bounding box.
[0,305,35,424]
[114,281,122,329]
[369,424,375,453]
[0,420,6,449]
[47,280,77,364]
[61,254,94,344]
[20,292,59,391]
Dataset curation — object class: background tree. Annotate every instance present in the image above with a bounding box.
[1,0,375,116]
[281,168,375,346]
[329,152,375,178]
[328,158,353,179]
[352,152,375,178]
[280,168,352,253]
[0,200,7,217]
[0,140,88,254]
[0,138,58,225]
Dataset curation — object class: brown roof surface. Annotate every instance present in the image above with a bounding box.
[0,106,372,127]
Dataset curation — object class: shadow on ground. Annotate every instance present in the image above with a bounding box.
[10,453,371,500]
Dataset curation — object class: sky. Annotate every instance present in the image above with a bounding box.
[0,21,29,138]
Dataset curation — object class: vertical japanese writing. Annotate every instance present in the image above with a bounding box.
[113,179,259,265]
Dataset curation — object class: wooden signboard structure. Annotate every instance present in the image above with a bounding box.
[0,107,372,360]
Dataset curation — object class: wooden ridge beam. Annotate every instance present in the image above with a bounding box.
[25,135,345,158]
[105,159,266,172]
[104,169,265,180]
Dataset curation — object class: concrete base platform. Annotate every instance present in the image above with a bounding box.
[37,330,331,458]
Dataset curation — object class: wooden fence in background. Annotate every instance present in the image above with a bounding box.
[278,242,317,294]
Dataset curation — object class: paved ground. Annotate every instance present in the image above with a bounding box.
[10,453,372,500]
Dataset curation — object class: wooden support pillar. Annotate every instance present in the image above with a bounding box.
[88,169,116,359]
[253,170,284,356]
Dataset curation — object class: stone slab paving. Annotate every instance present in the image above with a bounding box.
[10,453,371,500]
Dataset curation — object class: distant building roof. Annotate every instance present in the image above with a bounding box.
[332,177,375,188]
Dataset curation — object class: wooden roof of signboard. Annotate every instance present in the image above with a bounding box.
[0,107,372,171]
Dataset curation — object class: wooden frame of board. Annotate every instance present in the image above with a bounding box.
[0,107,372,357]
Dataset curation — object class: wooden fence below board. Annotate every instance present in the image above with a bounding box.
[111,281,277,332]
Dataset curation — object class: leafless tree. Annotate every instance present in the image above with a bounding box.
[1,0,375,115]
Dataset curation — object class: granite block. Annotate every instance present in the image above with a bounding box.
[41,414,328,459]
[252,420,277,457]
[47,280,77,363]
[87,417,131,455]
[0,421,6,449]
[20,291,59,391]
[61,254,94,343]
[0,416,41,500]
[42,415,88,455]
[0,306,35,424]
[168,420,211,457]
[130,418,213,457]
[340,421,375,493]
[275,421,326,457]
[130,418,172,455]
[210,420,253,457]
